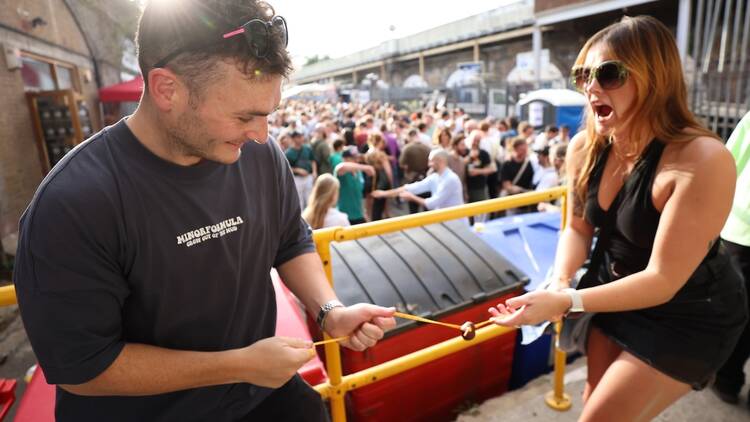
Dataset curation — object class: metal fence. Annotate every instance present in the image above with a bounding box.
[687,0,750,140]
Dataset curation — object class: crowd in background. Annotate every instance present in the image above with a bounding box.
[269,100,570,229]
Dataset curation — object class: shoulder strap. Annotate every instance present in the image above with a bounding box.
[512,159,530,185]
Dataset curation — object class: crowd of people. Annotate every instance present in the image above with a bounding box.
[269,100,570,229]
[11,1,749,421]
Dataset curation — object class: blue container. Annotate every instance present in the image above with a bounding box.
[474,211,561,389]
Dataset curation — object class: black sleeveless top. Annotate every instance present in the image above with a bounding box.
[585,140,670,275]
[579,139,747,389]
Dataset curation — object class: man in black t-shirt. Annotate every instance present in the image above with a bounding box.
[13,2,395,421]
[465,132,492,203]
[500,137,535,194]
[500,137,535,214]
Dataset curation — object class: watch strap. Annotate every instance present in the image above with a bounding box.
[562,288,584,314]
[316,299,344,330]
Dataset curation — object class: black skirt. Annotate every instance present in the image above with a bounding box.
[582,242,748,389]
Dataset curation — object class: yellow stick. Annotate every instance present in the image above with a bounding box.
[313,336,349,347]
[393,311,463,330]
[474,319,495,329]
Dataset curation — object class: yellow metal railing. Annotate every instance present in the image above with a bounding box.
[312,187,570,421]
[0,187,571,420]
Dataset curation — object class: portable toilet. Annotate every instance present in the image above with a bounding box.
[313,219,529,422]
[517,89,586,132]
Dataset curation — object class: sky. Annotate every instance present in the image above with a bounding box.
[269,0,518,67]
[131,0,520,68]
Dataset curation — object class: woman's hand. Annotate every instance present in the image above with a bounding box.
[489,290,571,326]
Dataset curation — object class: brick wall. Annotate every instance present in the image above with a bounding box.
[0,0,94,241]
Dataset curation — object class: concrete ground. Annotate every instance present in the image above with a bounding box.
[456,357,750,422]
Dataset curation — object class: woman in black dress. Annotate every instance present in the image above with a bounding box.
[491,16,747,421]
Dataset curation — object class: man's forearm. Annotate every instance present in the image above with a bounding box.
[277,252,338,315]
[60,343,243,396]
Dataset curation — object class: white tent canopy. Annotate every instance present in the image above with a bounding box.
[402,74,428,88]
[446,68,482,88]
[517,88,586,107]
[281,83,336,100]
[506,63,564,86]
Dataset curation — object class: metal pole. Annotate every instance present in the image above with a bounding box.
[717,0,733,74]
[740,1,750,119]
[677,0,692,65]
[533,26,542,89]
[691,0,706,113]
[703,0,723,74]
[717,0,734,138]
[725,0,744,126]
[545,190,571,411]
[315,235,347,422]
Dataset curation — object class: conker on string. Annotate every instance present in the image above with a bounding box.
[460,321,476,340]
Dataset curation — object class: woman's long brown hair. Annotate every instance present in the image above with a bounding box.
[573,16,718,206]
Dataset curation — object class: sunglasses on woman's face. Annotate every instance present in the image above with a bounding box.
[570,60,629,92]
[153,15,288,69]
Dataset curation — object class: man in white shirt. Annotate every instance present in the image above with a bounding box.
[372,149,463,211]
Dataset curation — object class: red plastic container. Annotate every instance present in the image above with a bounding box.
[0,378,16,421]
[272,271,328,385]
[341,293,519,422]
[14,369,51,422]
[320,221,529,422]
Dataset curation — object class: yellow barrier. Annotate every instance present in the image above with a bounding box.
[0,187,571,420]
[0,285,16,307]
[312,187,569,421]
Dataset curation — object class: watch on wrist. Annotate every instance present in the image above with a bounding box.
[316,300,344,331]
[562,288,584,317]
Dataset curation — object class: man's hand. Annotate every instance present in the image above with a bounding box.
[371,190,386,198]
[398,190,418,202]
[324,304,396,351]
[240,337,316,388]
[294,168,309,177]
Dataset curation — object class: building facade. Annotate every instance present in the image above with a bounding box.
[0,0,139,255]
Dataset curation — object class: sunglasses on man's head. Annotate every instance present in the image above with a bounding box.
[570,60,629,92]
[153,15,288,69]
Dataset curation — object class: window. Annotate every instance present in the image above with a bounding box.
[56,65,74,90]
[20,54,80,92]
[21,56,56,91]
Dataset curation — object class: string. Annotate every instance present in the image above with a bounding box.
[392,311,463,330]
[310,314,499,347]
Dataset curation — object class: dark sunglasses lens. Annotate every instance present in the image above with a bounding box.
[272,16,288,47]
[245,20,268,56]
[597,62,625,89]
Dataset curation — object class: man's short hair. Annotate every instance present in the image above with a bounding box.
[136,0,292,94]
[535,146,550,157]
[428,149,449,163]
[511,137,527,149]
